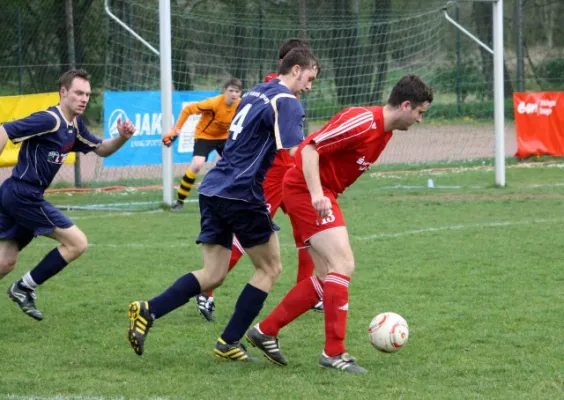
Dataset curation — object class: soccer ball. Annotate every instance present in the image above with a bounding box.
[368,312,409,353]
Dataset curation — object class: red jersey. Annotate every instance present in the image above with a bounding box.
[293,106,393,196]
[264,72,278,83]
[263,72,294,183]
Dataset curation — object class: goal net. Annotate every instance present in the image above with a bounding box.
[75,1,502,196]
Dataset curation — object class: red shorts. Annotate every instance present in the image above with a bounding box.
[263,179,284,217]
[263,162,292,216]
[283,169,345,249]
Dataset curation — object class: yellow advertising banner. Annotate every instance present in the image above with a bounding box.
[0,92,76,167]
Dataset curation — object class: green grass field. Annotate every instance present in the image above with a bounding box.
[1,163,563,400]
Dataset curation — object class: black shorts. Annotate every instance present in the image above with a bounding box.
[196,194,280,249]
[193,139,226,161]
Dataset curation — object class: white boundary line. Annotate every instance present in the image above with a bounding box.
[70,210,164,220]
[33,218,564,249]
[351,218,564,241]
[55,199,198,211]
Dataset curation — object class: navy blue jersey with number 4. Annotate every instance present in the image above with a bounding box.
[198,79,304,203]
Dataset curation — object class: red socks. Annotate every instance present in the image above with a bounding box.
[259,276,324,336]
[323,273,350,356]
[296,248,315,283]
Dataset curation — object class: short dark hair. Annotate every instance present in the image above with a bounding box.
[224,78,242,91]
[387,74,433,108]
[278,38,310,60]
[278,48,320,76]
[58,69,91,91]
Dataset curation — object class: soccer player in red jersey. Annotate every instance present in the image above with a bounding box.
[245,74,433,373]
[195,38,319,322]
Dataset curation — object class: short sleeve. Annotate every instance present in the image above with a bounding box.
[311,108,374,156]
[73,117,102,154]
[3,111,59,143]
[271,94,304,150]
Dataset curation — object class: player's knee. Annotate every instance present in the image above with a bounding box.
[68,231,89,258]
[328,256,355,277]
[189,162,203,174]
[208,273,226,289]
[0,257,17,276]
[261,260,282,282]
[198,266,227,290]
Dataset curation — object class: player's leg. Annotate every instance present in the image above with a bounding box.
[279,184,319,310]
[0,239,20,280]
[214,200,280,361]
[0,184,42,319]
[172,155,205,211]
[129,243,231,355]
[173,139,216,211]
[250,247,324,365]
[194,140,236,320]
[0,181,31,280]
[256,181,327,336]
[128,194,232,355]
[7,197,80,320]
[198,235,245,322]
[309,227,366,373]
[248,246,324,366]
[215,232,279,362]
[244,187,319,366]
[297,247,322,312]
[199,175,279,321]
[151,243,231,319]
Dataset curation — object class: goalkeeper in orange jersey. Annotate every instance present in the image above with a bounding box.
[162,78,242,211]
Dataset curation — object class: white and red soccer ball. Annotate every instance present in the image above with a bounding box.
[368,312,409,353]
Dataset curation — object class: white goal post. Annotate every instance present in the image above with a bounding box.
[104,0,174,205]
[444,0,505,187]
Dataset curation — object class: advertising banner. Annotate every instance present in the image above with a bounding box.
[514,92,564,158]
[103,90,219,167]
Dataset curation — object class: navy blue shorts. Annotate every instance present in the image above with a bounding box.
[0,178,74,250]
[196,194,279,249]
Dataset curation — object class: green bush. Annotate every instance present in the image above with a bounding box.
[429,60,490,102]
[539,58,564,89]
[427,98,514,121]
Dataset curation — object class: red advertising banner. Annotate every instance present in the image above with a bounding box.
[514,92,564,158]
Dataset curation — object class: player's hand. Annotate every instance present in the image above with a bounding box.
[116,117,136,139]
[311,195,332,219]
[162,128,180,147]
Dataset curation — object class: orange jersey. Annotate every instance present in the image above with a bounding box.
[174,94,241,140]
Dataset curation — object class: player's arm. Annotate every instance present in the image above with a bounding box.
[94,117,136,157]
[0,125,8,154]
[288,146,299,157]
[163,98,214,147]
[301,143,332,218]
[1,111,59,150]
[272,95,305,151]
[0,126,9,156]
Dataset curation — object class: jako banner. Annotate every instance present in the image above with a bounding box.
[103,90,219,167]
[514,92,564,158]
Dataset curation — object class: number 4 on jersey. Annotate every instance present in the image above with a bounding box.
[229,103,252,140]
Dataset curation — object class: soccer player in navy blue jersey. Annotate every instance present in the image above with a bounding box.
[128,48,320,359]
[0,69,136,320]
